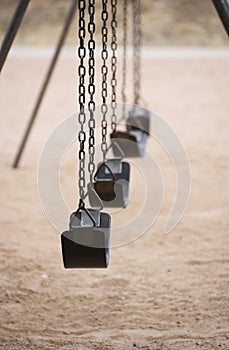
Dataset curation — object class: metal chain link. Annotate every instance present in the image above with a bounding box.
[122,0,128,119]
[133,0,142,106]
[78,0,86,204]
[101,0,109,161]
[111,0,118,132]
[88,0,96,183]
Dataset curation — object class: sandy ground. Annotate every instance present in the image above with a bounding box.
[0,48,229,349]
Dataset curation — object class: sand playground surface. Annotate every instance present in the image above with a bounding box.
[0,48,229,349]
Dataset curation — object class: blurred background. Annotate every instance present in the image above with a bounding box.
[0,0,228,46]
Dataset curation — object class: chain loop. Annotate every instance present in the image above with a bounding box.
[78,0,86,203]
[132,0,142,106]
[88,0,96,183]
[101,0,109,160]
[122,0,128,119]
[111,0,118,132]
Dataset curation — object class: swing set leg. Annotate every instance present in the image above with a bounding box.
[212,0,229,36]
[0,0,30,73]
[12,0,78,169]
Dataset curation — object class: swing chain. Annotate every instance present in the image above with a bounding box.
[78,0,86,203]
[101,0,109,161]
[88,0,96,184]
[122,0,128,119]
[111,0,118,132]
[133,0,142,106]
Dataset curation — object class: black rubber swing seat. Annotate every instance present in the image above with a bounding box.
[89,159,130,208]
[127,106,151,135]
[61,208,110,268]
[111,129,147,158]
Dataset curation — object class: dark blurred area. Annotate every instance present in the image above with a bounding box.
[0,0,228,45]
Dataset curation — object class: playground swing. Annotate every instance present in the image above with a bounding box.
[88,0,130,209]
[127,0,150,136]
[61,0,111,269]
[61,201,110,268]
[111,0,149,158]
[91,156,130,208]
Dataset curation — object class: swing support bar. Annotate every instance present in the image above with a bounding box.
[0,0,30,73]
[212,0,229,36]
[12,0,78,168]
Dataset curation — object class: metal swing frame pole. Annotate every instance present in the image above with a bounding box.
[0,0,30,73]
[212,0,229,36]
[12,0,78,168]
